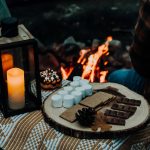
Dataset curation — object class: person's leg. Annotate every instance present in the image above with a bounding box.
[108,69,145,94]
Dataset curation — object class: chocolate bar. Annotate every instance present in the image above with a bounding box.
[106,117,125,126]
[98,86,126,97]
[111,103,137,113]
[104,109,130,119]
[116,97,141,106]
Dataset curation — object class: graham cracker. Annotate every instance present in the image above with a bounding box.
[79,91,113,108]
[60,104,87,123]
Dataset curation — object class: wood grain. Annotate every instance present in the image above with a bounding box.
[43,82,150,138]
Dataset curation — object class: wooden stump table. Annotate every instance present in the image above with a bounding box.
[43,82,150,139]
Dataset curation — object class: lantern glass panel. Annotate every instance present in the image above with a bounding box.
[0,44,41,114]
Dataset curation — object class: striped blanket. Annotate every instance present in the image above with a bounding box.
[0,81,150,150]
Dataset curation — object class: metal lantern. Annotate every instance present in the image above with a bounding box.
[0,24,41,117]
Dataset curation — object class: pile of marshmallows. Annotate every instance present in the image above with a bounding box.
[51,76,93,108]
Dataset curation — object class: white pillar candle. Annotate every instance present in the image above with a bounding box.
[79,79,90,86]
[82,85,93,96]
[71,91,82,104]
[57,90,68,98]
[63,86,73,94]
[70,81,80,88]
[7,68,25,110]
[63,95,74,108]
[75,87,86,98]
[73,76,81,81]
[51,94,62,108]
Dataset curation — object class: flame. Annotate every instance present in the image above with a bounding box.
[107,36,113,42]
[77,49,90,64]
[61,66,74,80]
[61,36,112,82]
[81,44,105,82]
[100,71,108,83]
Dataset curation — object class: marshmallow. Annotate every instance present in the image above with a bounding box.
[70,81,80,88]
[51,94,62,108]
[80,79,90,86]
[63,95,74,108]
[82,85,93,96]
[71,91,82,104]
[73,76,81,81]
[57,90,68,97]
[63,86,73,94]
[75,87,86,98]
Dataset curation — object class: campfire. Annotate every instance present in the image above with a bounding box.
[61,36,113,82]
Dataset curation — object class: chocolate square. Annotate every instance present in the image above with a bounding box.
[111,103,137,113]
[106,117,126,126]
[104,109,130,119]
[116,97,141,106]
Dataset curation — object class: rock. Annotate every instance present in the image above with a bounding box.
[121,51,132,68]
[92,39,100,49]
[63,36,77,45]
[109,40,122,54]
[63,4,81,18]
[76,42,86,49]
[58,43,80,66]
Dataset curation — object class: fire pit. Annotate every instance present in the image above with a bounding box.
[61,36,112,82]
[9,0,135,80]
[58,36,131,83]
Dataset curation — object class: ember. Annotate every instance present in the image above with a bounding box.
[61,36,112,82]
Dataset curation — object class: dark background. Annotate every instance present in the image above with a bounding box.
[6,0,140,46]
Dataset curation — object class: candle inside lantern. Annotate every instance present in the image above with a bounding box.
[7,68,25,110]
[2,53,14,77]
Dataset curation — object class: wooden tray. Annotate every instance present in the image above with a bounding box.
[42,82,150,139]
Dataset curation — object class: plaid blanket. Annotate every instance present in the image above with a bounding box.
[0,81,150,150]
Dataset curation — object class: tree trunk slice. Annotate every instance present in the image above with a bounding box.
[42,82,150,139]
